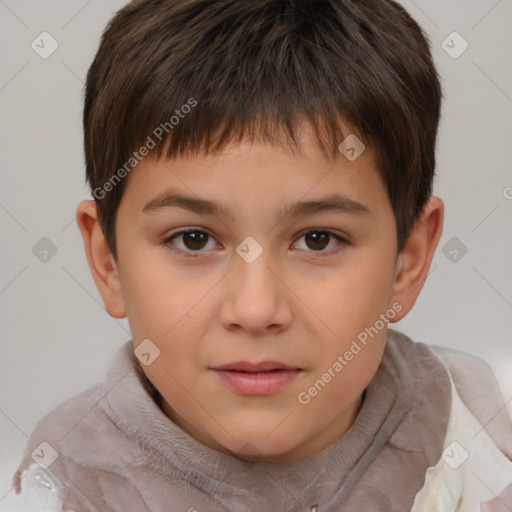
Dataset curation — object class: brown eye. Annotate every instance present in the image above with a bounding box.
[164,229,217,255]
[180,231,209,250]
[293,230,347,255]
[304,231,330,250]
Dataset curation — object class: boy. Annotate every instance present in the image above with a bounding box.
[7,0,512,510]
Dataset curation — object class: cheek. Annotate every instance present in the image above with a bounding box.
[297,333,386,437]
[310,263,392,331]
[123,278,171,338]
[298,254,393,376]
[348,242,396,310]
[135,315,204,406]
[120,252,196,335]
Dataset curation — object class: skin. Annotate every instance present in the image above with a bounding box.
[76,123,443,463]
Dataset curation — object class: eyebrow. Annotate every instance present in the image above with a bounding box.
[142,191,372,221]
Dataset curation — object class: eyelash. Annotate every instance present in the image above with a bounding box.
[161,228,349,259]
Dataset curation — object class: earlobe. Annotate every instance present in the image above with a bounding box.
[76,200,127,319]
[390,197,444,322]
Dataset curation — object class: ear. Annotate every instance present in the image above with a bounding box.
[390,196,444,322]
[75,200,126,319]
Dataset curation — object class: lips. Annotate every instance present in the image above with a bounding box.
[211,361,302,396]
[211,361,301,372]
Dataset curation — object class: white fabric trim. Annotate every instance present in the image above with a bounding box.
[1,463,70,512]
[411,366,512,511]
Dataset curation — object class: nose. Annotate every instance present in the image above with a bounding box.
[219,246,293,336]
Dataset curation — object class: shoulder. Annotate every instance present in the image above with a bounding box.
[385,329,512,459]
[410,346,512,511]
[7,383,107,512]
[9,382,126,511]
[16,380,107,464]
[427,343,512,459]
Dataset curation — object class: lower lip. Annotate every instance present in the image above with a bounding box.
[212,369,301,396]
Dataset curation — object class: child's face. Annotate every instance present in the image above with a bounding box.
[105,126,407,462]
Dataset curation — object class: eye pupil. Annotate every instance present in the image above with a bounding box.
[305,231,329,250]
[183,231,208,250]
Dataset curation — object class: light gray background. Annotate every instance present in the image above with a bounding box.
[1,0,511,500]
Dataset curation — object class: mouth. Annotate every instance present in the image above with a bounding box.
[210,361,303,396]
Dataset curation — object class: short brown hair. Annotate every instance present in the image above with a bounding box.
[83,0,442,260]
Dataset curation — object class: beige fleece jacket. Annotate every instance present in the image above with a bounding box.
[5,329,512,512]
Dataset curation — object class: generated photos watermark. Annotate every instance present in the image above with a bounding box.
[93,98,198,200]
[297,301,403,405]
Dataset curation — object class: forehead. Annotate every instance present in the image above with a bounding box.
[119,127,389,223]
